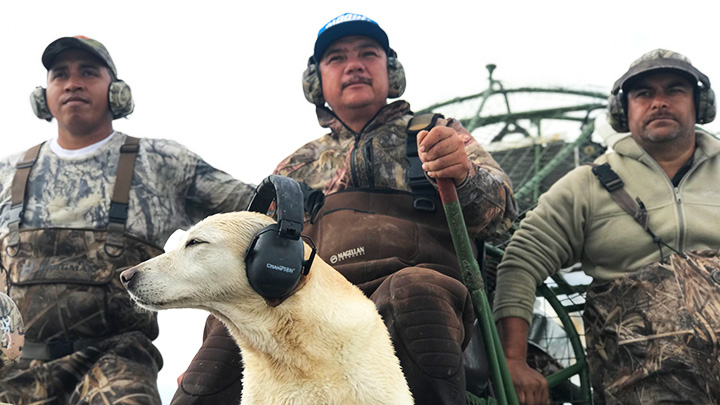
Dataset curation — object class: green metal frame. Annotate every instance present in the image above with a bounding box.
[422,65,606,404]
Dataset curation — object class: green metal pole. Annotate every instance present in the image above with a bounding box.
[436,178,519,405]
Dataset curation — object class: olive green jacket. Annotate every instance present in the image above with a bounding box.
[494,131,720,324]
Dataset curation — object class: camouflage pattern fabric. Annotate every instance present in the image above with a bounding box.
[0,293,23,368]
[274,100,518,238]
[0,133,254,401]
[0,133,255,250]
[584,249,720,404]
[42,36,119,77]
[1,229,163,342]
[0,331,161,405]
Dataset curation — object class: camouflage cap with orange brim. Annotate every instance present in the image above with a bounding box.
[41,35,118,77]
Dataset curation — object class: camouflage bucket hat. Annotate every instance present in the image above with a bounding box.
[41,35,118,76]
[612,49,710,94]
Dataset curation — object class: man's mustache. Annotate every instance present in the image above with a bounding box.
[646,111,677,124]
[342,76,372,89]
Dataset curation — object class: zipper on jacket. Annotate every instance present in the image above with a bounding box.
[350,137,359,186]
[364,138,375,188]
[673,186,685,252]
[343,105,389,188]
[673,154,704,253]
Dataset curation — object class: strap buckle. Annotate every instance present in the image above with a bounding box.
[5,204,23,224]
[108,202,128,224]
[591,163,624,192]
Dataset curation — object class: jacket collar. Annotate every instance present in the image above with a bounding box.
[613,130,720,162]
[315,100,411,139]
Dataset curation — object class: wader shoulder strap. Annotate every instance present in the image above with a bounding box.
[590,163,649,230]
[105,136,140,255]
[6,143,45,254]
[590,162,683,261]
[406,113,444,212]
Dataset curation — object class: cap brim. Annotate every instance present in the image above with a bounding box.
[313,21,389,63]
[613,58,707,94]
[41,37,117,76]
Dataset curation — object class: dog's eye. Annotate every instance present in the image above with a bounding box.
[185,239,206,248]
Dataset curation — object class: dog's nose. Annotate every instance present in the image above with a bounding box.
[120,268,138,285]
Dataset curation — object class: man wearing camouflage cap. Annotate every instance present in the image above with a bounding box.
[174,13,518,405]
[0,36,255,404]
[494,49,720,404]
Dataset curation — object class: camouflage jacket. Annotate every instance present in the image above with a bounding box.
[274,101,517,238]
[0,132,254,247]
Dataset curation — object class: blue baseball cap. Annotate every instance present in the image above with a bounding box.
[313,13,390,63]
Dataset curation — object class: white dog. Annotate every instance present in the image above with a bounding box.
[121,211,413,405]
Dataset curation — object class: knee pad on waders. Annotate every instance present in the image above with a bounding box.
[378,268,473,378]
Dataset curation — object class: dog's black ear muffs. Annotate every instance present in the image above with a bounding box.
[245,175,315,299]
[30,80,135,122]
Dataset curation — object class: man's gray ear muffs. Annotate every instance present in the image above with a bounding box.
[302,57,323,106]
[30,87,53,122]
[302,49,406,107]
[386,50,406,100]
[108,80,134,119]
[30,80,135,121]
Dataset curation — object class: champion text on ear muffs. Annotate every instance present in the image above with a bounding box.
[302,49,406,107]
[245,175,316,299]
[29,80,135,121]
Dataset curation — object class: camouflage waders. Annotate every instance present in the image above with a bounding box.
[0,292,23,368]
[584,249,720,404]
[0,137,164,404]
[304,189,476,405]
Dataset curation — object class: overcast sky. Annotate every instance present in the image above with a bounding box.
[2,0,719,402]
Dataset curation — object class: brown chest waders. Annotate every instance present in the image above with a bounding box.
[0,137,164,361]
[302,188,468,295]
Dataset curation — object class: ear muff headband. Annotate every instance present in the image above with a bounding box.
[30,80,135,121]
[608,65,716,132]
[302,48,406,107]
[245,175,315,299]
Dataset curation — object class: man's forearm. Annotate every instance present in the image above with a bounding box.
[498,316,530,361]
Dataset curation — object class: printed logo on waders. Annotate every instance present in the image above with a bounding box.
[711,270,720,285]
[330,246,366,264]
